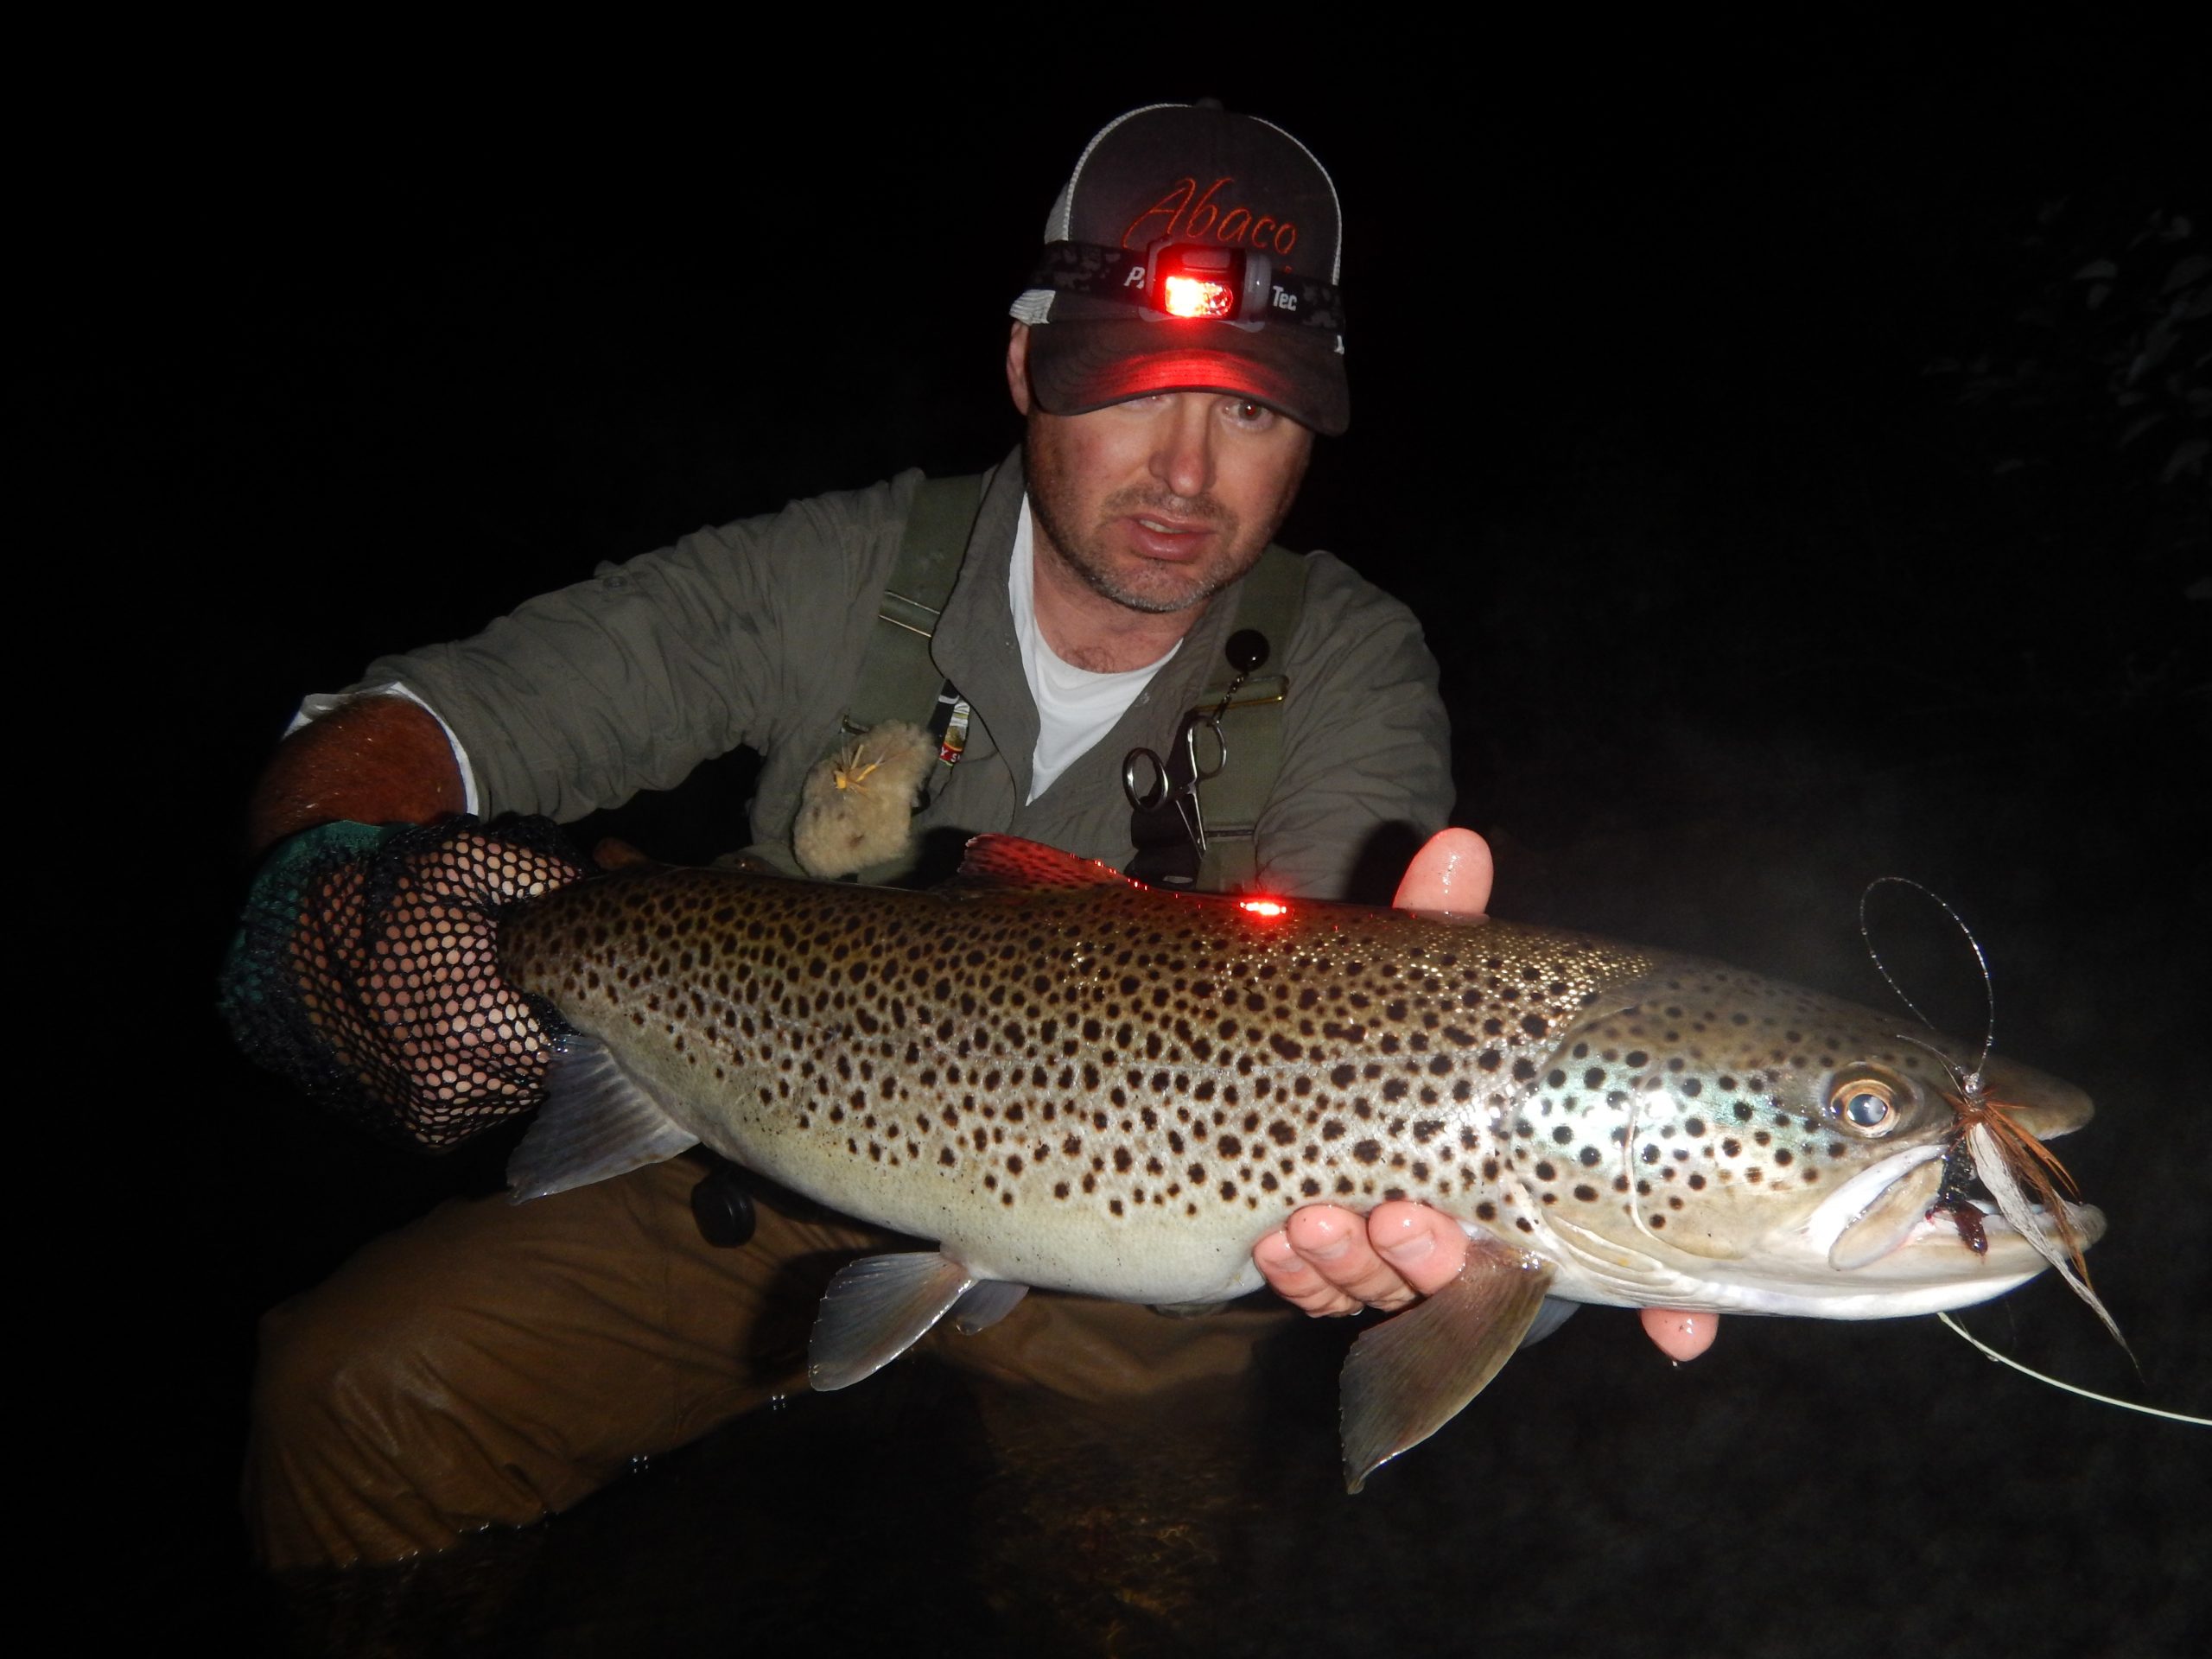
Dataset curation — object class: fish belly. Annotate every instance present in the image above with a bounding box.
[597,1010,1289,1305]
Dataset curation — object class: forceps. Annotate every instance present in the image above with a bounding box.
[1123,706,1230,851]
[1121,628,1271,855]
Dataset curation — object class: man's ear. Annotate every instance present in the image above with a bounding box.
[1006,321,1034,416]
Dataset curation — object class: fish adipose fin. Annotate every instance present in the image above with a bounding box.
[508,1034,699,1201]
[1339,1235,1557,1493]
[810,1252,976,1389]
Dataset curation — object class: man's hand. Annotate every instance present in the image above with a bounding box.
[1250,828,1719,1363]
[285,823,586,1147]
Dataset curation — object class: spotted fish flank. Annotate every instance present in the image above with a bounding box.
[499,836,2104,1488]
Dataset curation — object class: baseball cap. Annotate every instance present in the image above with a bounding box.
[1010,102,1350,435]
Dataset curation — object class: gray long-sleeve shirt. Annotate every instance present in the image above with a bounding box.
[361,449,1451,899]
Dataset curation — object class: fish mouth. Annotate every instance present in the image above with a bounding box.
[1802,1053,2101,1294]
[1806,1141,2107,1274]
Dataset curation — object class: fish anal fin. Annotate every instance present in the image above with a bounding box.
[950,1280,1029,1337]
[1340,1234,1556,1493]
[809,1252,975,1390]
[508,1035,698,1201]
[951,835,1140,893]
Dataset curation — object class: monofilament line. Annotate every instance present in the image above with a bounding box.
[1936,1313,2209,1427]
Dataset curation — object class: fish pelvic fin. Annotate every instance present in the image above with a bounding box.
[1340,1235,1556,1493]
[809,1253,976,1391]
[950,1280,1030,1337]
[507,1034,698,1201]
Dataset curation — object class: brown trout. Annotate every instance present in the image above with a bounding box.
[499,836,2103,1487]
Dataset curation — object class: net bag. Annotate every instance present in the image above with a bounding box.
[221,815,588,1150]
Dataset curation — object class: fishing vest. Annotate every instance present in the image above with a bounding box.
[845,474,1304,893]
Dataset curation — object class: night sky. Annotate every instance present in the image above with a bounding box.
[86,39,2205,1651]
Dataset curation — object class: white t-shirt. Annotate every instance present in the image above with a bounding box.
[1007,501,1179,802]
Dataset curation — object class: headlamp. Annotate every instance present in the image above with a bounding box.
[1147,239,1274,326]
[1026,239,1344,336]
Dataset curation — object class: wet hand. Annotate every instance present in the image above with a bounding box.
[290,823,588,1148]
[1254,1201,1467,1314]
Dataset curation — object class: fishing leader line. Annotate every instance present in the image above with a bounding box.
[1936,1313,2209,1427]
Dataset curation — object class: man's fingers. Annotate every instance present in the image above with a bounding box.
[1254,1204,1473,1316]
[1391,827,1493,914]
[1253,1225,1362,1317]
[1641,1307,1719,1360]
[1362,1201,1470,1297]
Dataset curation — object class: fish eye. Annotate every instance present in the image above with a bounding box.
[1825,1068,1913,1135]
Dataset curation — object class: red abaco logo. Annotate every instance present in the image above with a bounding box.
[1121,176,1299,261]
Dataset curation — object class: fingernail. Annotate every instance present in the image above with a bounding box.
[1381,1231,1435,1264]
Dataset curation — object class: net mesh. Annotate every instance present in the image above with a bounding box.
[222,816,589,1150]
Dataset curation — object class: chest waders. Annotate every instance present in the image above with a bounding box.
[844,474,1304,893]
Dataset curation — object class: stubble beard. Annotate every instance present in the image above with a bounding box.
[1023,425,1272,616]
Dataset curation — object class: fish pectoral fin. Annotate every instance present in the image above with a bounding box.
[950,1280,1030,1336]
[809,1253,975,1390]
[1339,1234,1556,1493]
[507,1035,698,1201]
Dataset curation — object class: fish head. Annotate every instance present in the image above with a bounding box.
[1509,960,2101,1319]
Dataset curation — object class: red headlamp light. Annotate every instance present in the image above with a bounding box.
[1144,238,1276,329]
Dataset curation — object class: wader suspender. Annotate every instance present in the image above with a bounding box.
[851,474,1306,892]
[843,475,988,761]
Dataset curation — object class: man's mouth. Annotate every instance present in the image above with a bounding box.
[1123,513,1217,559]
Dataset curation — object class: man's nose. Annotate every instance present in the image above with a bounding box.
[1148,397,1216,500]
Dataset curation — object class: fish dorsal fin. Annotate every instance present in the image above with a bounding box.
[1338,1233,1556,1493]
[508,1034,699,1201]
[950,835,1142,893]
[808,1252,976,1390]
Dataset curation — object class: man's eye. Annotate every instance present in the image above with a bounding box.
[1229,399,1273,426]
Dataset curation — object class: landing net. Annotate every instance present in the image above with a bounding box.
[221,816,585,1149]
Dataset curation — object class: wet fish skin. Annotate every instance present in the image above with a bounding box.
[499,836,2101,1481]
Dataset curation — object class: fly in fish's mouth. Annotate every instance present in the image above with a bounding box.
[1806,1141,2106,1274]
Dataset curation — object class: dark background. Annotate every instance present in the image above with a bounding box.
[73,32,2205,1653]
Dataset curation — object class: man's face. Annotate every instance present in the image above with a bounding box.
[1008,325,1314,616]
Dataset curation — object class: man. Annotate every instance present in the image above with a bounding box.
[237,101,1711,1582]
